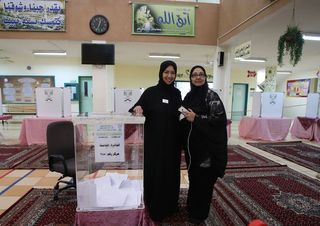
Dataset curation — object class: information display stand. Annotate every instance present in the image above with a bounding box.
[73,115,145,212]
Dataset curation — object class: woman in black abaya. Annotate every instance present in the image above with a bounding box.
[180,65,228,225]
[130,60,182,222]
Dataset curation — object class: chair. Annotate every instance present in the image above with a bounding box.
[46,121,76,200]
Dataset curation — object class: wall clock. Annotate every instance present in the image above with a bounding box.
[89,15,109,35]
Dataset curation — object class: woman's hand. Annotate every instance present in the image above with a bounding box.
[183,108,196,122]
[133,105,143,116]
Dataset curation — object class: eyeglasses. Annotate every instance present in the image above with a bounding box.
[191,73,205,78]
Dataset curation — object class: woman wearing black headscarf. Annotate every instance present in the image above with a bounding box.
[130,60,182,222]
[180,65,227,224]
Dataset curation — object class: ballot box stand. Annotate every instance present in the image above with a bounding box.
[73,115,145,212]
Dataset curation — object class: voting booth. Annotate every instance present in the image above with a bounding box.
[73,115,145,212]
[305,93,320,118]
[251,92,262,117]
[251,92,284,118]
[36,87,72,117]
[114,88,143,114]
[261,92,284,118]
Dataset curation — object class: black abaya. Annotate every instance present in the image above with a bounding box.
[130,61,182,221]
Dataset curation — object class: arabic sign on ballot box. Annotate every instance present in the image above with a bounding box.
[95,123,125,162]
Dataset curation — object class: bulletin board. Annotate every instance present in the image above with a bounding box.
[286,79,310,97]
[0,76,55,104]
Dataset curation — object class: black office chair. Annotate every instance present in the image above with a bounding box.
[46,121,76,200]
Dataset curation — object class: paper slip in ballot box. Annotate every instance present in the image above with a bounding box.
[73,115,145,212]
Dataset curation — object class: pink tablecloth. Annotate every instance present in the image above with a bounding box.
[19,117,71,145]
[238,116,292,141]
[313,121,320,142]
[290,117,320,142]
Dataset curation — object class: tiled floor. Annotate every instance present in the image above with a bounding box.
[0,119,319,216]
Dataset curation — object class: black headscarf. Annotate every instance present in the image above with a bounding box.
[157,60,177,88]
[182,65,209,114]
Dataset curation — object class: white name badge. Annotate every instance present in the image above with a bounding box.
[162,99,169,104]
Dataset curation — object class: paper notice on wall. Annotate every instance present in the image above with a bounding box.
[94,123,125,162]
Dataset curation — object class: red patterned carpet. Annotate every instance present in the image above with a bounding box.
[0,144,279,170]
[0,144,47,169]
[247,141,320,172]
[2,166,319,225]
[226,145,280,168]
[0,189,77,226]
[213,166,320,226]
[0,188,227,226]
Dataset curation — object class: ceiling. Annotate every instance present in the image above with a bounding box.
[222,0,320,75]
[0,0,319,75]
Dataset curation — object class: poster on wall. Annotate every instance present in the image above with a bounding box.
[0,0,65,31]
[0,76,55,103]
[286,79,310,97]
[132,3,195,36]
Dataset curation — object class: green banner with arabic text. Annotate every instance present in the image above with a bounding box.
[132,3,195,36]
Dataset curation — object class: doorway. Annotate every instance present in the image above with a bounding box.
[79,76,93,115]
[231,83,248,121]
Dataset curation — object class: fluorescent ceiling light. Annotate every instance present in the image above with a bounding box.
[149,53,180,59]
[234,57,267,63]
[33,50,67,56]
[277,70,292,75]
[303,33,320,41]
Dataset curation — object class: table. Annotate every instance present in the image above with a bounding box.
[238,116,292,141]
[290,117,320,141]
[0,114,12,126]
[19,117,70,145]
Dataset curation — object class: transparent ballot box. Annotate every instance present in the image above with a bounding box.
[73,115,145,212]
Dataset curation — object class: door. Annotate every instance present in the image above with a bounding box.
[79,76,93,115]
[231,83,248,121]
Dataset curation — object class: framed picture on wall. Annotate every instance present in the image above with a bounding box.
[286,79,310,97]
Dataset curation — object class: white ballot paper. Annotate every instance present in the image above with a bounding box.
[78,173,143,209]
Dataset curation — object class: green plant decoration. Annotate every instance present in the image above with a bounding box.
[277,25,304,67]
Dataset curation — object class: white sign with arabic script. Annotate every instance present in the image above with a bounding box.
[234,41,251,59]
[95,123,125,162]
[0,0,65,31]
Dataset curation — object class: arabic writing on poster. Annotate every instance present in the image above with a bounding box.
[132,3,195,36]
[95,123,125,162]
[0,0,65,31]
